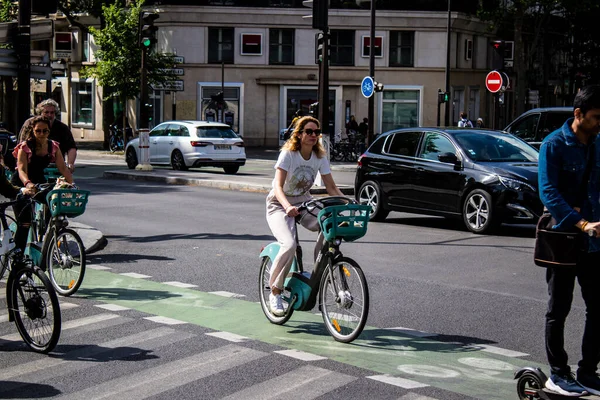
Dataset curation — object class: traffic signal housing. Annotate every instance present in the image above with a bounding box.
[315,32,329,64]
[373,80,384,92]
[303,0,328,30]
[490,40,505,71]
[438,89,449,104]
[139,12,159,49]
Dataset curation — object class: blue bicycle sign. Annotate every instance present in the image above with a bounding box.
[361,76,374,98]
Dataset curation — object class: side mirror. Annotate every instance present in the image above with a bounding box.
[438,152,458,164]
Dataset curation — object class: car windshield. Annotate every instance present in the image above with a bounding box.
[454,132,538,162]
[196,126,239,139]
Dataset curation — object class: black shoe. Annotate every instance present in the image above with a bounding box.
[577,372,600,396]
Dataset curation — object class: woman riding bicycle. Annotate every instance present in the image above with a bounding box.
[266,115,344,316]
[11,116,73,251]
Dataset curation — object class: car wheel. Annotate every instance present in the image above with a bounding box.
[462,189,497,234]
[358,180,389,221]
[223,166,239,175]
[171,150,188,171]
[125,148,138,169]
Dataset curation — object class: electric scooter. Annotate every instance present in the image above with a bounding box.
[515,367,600,399]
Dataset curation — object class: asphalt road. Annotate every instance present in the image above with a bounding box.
[0,152,590,400]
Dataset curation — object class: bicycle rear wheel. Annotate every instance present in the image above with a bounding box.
[44,228,86,296]
[9,262,61,353]
[258,256,293,325]
[319,257,369,343]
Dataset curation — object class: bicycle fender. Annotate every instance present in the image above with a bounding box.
[260,242,299,272]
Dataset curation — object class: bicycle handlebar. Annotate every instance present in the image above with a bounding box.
[295,196,357,218]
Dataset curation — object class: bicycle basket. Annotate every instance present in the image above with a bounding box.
[46,189,90,217]
[44,167,60,181]
[317,204,370,242]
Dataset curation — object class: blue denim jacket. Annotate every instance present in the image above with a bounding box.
[538,118,600,252]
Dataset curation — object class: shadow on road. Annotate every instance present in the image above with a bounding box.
[77,287,182,302]
[0,381,61,397]
[104,232,274,243]
[87,251,175,264]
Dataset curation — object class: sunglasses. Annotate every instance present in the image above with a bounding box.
[303,128,321,136]
[34,129,50,134]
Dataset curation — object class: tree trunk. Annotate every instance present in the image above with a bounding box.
[514,2,526,116]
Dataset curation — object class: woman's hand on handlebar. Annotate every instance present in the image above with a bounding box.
[285,204,300,217]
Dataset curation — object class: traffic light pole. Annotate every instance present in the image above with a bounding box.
[367,0,376,145]
[318,28,329,144]
[17,0,31,128]
[137,46,152,171]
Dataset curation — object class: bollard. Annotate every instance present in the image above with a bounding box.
[135,128,153,171]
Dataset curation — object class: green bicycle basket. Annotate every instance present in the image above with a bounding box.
[44,167,60,181]
[317,204,371,242]
[46,189,90,218]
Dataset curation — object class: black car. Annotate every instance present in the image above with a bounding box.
[503,107,572,149]
[354,128,543,234]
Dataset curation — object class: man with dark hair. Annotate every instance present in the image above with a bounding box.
[538,85,600,396]
[18,99,77,172]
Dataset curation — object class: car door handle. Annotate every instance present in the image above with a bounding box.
[169,141,174,145]
[415,167,425,172]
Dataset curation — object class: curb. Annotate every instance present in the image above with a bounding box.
[103,170,354,195]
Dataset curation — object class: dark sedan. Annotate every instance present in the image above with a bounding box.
[354,128,543,234]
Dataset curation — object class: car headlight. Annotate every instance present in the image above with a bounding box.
[498,176,536,192]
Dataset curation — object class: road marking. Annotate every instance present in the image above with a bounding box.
[0,313,7,323]
[222,365,356,399]
[477,344,529,357]
[88,264,112,270]
[119,272,151,279]
[205,331,249,343]
[144,315,187,325]
[274,349,327,361]
[367,374,430,389]
[209,290,246,298]
[94,304,131,311]
[57,345,266,400]
[398,393,439,400]
[162,281,198,288]
[61,302,80,310]
[0,327,193,384]
[387,327,436,338]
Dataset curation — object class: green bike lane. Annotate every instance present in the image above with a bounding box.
[79,268,540,400]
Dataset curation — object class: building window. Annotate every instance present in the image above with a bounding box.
[83,32,90,62]
[330,30,354,66]
[465,39,473,61]
[361,36,383,58]
[71,80,94,128]
[208,28,234,64]
[381,89,421,132]
[389,31,414,67]
[269,29,294,65]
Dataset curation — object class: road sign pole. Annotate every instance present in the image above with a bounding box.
[17,0,31,128]
[367,0,376,144]
[137,42,152,171]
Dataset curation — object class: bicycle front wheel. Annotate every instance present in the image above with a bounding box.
[258,256,293,325]
[44,228,86,296]
[9,262,61,353]
[319,257,369,343]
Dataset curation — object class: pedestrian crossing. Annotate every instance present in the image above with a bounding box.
[0,294,459,400]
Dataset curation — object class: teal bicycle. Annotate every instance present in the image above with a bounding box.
[259,197,370,343]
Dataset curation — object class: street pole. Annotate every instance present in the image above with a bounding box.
[137,45,152,170]
[17,0,31,128]
[367,0,375,145]
[317,26,329,144]
[444,0,451,126]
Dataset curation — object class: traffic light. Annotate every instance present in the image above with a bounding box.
[315,32,329,64]
[302,0,328,30]
[309,102,319,116]
[373,80,384,92]
[139,12,159,49]
[438,89,449,104]
[490,40,505,70]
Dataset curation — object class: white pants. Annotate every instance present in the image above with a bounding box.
[266,192,324,290]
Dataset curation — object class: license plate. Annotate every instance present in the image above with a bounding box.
[214,144,231,150]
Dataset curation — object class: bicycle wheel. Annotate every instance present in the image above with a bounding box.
[44,228,86,296]
[319,257,369,343]
[258,256,293,325]
[9,262,61,353]
[109,135,119,152]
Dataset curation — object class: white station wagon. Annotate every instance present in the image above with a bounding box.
[125,120,246,174]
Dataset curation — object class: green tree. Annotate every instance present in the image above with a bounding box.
[80,0,175,140]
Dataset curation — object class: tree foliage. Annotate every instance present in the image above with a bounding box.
[80,0,175,102]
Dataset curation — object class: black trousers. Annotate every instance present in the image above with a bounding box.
[546,251,600,376]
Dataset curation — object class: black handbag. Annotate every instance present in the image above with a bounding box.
[534,213,582,267]
[534,146,594,268]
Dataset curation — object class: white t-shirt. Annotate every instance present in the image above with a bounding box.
[271,149,331,197]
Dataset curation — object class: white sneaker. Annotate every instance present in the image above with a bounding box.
[269,293,285,316]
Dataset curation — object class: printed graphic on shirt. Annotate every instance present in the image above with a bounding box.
[285,165,316,196]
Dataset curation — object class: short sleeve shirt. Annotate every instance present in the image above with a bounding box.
[272,149,331,197]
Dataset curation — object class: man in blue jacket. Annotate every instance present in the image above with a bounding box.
[538,85,600,396]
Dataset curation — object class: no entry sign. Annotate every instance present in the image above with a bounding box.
[486,70,503,93]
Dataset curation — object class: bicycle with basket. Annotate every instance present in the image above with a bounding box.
[259,196,370,343]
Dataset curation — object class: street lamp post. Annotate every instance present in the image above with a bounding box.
[367,0,376,145]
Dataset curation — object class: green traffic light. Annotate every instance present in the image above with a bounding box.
[142,38,152,47]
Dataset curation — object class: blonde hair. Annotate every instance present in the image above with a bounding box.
[282,115,326,158]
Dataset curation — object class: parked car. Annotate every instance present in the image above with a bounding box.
[503,107,572,149]
[355,128,543,234]
[125,120,246,174]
